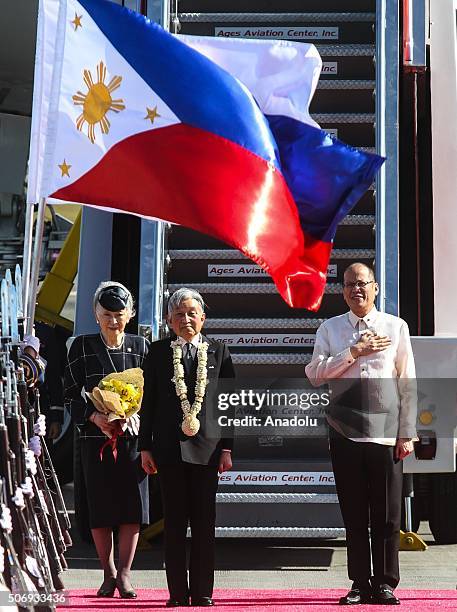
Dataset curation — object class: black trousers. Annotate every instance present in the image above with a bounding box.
[158,463,219,600]
[329,429,403,588]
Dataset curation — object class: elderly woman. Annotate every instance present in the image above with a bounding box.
[64,282,149,599]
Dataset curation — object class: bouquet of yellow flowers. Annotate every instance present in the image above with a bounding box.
[87,368,144,422]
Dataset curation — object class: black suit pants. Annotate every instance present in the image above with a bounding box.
[329,429,403,588]
[159,463,219,600]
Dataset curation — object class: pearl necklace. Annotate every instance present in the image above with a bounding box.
[99,333,125,350]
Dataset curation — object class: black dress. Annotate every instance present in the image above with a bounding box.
[64,333,149,528]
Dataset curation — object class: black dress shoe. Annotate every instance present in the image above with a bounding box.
[96,577,116,597]
[116,580,137,599]
[191,597,214,607]
[372,585,400,605]
[166,598,190,607]
[339,587,372,605]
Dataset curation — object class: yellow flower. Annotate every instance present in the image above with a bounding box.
[87,368,144,421]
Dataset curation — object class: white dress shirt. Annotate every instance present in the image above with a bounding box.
[305,307,417,445]
[176,333,201,358]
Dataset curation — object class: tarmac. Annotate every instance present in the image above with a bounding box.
[61,484,457,592]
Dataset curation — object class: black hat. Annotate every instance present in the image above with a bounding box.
[97,286,130,311]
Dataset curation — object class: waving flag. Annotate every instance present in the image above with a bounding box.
[28,0,383,310]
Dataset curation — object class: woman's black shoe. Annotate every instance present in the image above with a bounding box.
[116,579,137,599]
[96,577,116,597]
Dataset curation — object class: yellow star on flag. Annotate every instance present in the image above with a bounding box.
[58,160,71,177]
[71,13,83,31]
[144,106,160,124]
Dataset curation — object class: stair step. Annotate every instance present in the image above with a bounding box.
[317,44,375,57]
[313,113,375,124]
[340,215,374,225]
[232,354,312,365]
[0,237,24,244]
[217,493,338,503]
[212,527,345,537]
[317,79,375,90]
[204,318,326,330]
[178,12,375,23]
[169,248,375,260]
[168,282,343,295]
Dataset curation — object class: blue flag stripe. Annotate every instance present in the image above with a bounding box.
[267,115,385,242]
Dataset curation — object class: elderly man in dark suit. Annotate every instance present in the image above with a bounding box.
[139,287,234,608]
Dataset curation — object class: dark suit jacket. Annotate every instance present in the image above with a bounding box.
[138,335,235,466]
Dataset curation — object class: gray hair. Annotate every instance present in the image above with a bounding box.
[167,287,205,315]
[93,281,135,315]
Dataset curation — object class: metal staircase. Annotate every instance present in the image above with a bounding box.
[172,0,379,537]
[0,236,23,275]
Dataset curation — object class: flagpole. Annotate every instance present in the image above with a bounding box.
[163,0,171,31]
[26,197,47,334]
[137,0,170,341]
[21,201,35,323]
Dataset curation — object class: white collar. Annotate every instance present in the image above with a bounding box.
[175,333,202,347]
[348,306,378,328]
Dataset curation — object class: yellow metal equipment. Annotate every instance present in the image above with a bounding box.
[35,210,81,330]
[399,530,428,551]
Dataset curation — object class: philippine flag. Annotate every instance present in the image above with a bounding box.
[28,0,383,311]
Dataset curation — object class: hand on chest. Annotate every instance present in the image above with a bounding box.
[333,325,398,361]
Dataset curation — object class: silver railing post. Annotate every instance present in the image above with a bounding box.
[21,202,35,322]
[376,0,400,315]
[138,0,170,341]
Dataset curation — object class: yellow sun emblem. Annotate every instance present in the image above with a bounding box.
[72,61,125,144]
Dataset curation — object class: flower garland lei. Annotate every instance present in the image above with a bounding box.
[171,339,209,436]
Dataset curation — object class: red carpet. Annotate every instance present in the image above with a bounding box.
[63,589,457,610]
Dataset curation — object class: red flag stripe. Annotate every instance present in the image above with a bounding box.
[52,124,331,310]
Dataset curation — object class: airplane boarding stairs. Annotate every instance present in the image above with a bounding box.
[167,0,378,537]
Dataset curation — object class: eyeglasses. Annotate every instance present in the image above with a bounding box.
[343,280,375,289]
